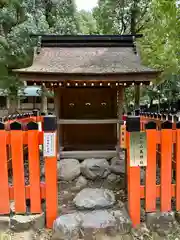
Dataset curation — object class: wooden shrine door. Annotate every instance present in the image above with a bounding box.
[59,88,117,150]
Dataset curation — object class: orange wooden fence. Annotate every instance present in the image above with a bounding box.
[0,116,57,228]
[140,112,179,130]
[3,113,44,170]
[126,116,180,227]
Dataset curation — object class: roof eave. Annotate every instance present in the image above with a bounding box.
[15,70,161,83]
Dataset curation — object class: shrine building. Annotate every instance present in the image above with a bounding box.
[14,35,160,158]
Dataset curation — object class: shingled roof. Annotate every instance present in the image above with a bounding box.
[15,35,160,83]
[16,47,155,75]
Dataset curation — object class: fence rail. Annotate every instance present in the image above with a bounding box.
[126,116,180,227]
[0,115,57,228]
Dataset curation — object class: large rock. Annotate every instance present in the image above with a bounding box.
[110,157,125,174]
[41,159,80,181]
[112,208,132,234]
[81,209,131,235]
[10,213,45,232]
[59,159,81,181]
[107,173,122,184]
[53,210,116,240]
[53,208,132,240]
[146,211,177,237]
[73,188,115,210]
[75,176,88,189]
[115,147,125,160]
[81,158,110,180]
[53,213,81,240]
[81,210,116,228]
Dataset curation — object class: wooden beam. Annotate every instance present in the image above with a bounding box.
[117,86,124,121]
[57,119,124,124]
[54,88,60,152]
[117,86,124,145]
[16,72,158,84]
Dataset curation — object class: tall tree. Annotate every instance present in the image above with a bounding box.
[93,0,151,108]
[45,0,79,34]
[139,0,179,80]
[93,0,150,34]
[0,0,80,113]
[138,0,180,111]
[78,10,97,34]
[0,0,35,113]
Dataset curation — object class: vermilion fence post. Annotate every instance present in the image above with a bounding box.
[176,122,180,210]
[43,115,58,228]
[126,116,141,226]
[160,121,173,212]
[10,122,26,213]
[145,121,157,212]
[0,122,10,214]
[27,122,41,213]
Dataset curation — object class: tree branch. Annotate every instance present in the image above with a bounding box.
[136,2,150,31]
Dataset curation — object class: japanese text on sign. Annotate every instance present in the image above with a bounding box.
[44,132,56,157]
[129,132,147,167]
[120,125,126,149]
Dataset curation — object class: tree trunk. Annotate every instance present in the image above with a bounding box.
[130,5,136,35]
[131,1,140,109]
[150,99,153,108]
[8,97,18,114]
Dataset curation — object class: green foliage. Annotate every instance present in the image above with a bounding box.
[93,0,150,34]
[124,87,135,112]
[139,0,180,81]
[138,0,180,108]
[46,0,79,34]
[0,0,79,107]
[1,0,180,112]
[93,0,180,108]
[78,10,97,34]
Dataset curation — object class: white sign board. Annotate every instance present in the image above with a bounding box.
[129,132,147,167]
[43,132,56,157]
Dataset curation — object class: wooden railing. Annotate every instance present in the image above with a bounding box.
[125,116,180,227]
[0,115,58,228]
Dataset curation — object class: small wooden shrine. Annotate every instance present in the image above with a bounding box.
[15,35,160,153]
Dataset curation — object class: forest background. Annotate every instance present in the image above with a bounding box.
[0,0,179,112]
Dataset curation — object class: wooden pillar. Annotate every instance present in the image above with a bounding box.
[117,86,124,146]
[54,88,60,155]
[41,86,48,114]
[134,84,140,109]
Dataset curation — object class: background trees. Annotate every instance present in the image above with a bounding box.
[0,0,179,113]
[0,0,79,113]
[139,0,180,111]
[93,0,180,111]
[93,0,150,34]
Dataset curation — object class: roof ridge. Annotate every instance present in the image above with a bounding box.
[30,34,143,48]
